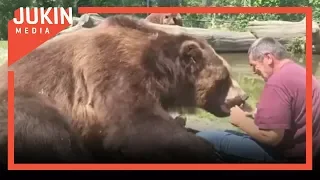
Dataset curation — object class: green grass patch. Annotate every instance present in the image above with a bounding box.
[0,41,8,65]
[234,73,264,108]
[0,41,7,49]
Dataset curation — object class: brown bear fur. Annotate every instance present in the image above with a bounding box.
[98,15,252,125]
[0,15,249,163]
[0,88,93,164]
[145,13,183,26]
[97,15,250,116]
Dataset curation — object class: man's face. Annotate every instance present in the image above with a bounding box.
[248,53,274,81]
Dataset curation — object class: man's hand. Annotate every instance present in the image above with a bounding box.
[230,105,252,127]
[229,105,284,146]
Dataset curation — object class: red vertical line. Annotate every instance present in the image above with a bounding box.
[7,71,14,169]
[305,8,313,169]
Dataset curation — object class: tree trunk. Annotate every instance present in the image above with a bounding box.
[247,18,320,45]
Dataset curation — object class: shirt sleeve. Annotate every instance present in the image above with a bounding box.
[254,83,292,130]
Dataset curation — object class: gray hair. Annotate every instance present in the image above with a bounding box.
[248,37,290,61]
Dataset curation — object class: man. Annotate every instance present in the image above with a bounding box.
[196,37,320,163]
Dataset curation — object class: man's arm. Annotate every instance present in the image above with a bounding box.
[236,116,285,146]
[237,84,291,146]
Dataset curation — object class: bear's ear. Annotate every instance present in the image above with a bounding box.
[179,40,204,64]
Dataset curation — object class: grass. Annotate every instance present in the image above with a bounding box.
[0,41,7,48]
[0,40,263,132]
[0,41,7,65]
[235,73,264,108]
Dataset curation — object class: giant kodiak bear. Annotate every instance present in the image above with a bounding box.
[145,13,183,26]
[0,15,251,163]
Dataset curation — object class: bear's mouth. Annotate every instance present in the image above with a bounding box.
[220,94,250,113]
[203,93,252,118]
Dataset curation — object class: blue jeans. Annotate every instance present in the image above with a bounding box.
[196,130,284,163]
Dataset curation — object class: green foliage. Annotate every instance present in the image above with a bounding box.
[205,0,317,31]
[180,0,320,31]
[286,37,306,56]
[284,37,320,75]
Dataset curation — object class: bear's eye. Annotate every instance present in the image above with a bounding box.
[165,16,169,18]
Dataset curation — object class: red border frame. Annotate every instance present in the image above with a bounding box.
[7,6,313,170]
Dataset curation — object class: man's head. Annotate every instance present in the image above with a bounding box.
[248,37,291,81]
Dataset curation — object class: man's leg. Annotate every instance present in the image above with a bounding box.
[196,130,280,162]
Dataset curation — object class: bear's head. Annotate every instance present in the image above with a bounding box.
[94,15,253,118]
[145,13,183,26]
[190,43,251,117]
[143,33,252,117]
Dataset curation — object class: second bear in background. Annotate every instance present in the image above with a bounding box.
[145,13,183,26]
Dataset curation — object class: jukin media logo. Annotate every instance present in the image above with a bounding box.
[12,7,73,35]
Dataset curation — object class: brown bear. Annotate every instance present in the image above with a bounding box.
[97,15,253,133]
[0,88,93,165]
[0,15,250,163]
[96,15,251,116]
[145,13,183,26]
